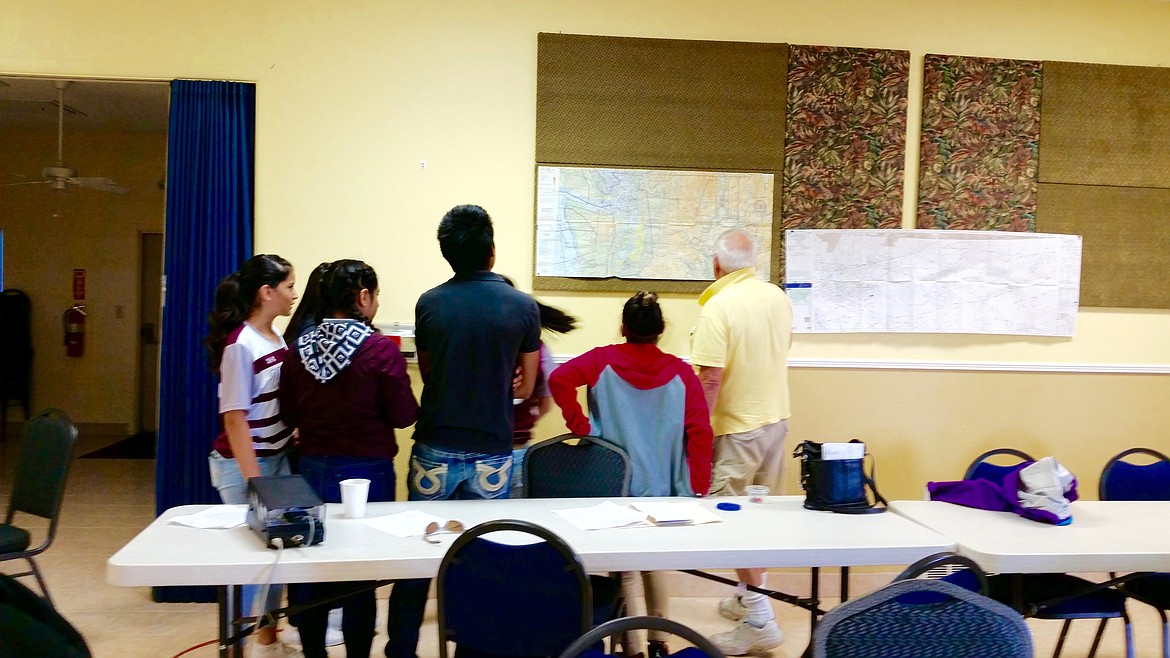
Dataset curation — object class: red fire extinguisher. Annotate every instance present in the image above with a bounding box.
[64,304,87,357]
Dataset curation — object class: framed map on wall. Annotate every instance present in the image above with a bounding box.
[533,166,774,291]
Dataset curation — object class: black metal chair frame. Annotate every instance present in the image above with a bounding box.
[0,409,78,608]
[436,518,593,658]
[557,615,724,658]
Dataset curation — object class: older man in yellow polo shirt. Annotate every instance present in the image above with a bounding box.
[691,228,793,655]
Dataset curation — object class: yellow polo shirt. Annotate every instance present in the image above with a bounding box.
[691,267,793,436]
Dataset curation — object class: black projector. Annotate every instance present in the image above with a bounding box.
[246,475,326,548]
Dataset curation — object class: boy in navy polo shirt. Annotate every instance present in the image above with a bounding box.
[385,204,540,658]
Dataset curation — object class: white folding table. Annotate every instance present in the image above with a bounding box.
[890,500,1170,574]
[109,496,953,657]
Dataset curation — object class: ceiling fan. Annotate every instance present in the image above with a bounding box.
[3,80,129,194]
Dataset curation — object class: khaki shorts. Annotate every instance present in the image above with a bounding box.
[707,419,789,497]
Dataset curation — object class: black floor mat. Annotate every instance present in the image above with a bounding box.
[80,431,156,459]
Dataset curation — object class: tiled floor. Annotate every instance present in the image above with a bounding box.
[1,431,1162,657]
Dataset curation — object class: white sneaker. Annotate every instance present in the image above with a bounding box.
[325,608,344,646]
[718,594,749,621]
[249,640,304,657]
[710,620,783,656]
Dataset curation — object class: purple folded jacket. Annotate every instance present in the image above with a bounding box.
[927,463,1079,525]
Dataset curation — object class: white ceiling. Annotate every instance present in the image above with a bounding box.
[0,76,170,133]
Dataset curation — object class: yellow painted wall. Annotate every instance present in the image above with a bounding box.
[0,128,166,428]
[3,0,1169,498]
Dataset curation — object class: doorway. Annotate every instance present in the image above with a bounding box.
[138,232,163,435]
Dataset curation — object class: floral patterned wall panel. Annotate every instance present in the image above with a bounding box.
[917,55,1042,231]
[783,45,909,230]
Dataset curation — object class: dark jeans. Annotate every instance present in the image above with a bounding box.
[289,582,377,658]
[292,455,396,658]
[386,444,512,658]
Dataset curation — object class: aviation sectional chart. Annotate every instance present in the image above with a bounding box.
[535,166,774,281]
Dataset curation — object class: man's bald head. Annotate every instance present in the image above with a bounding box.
[713,228,757,277]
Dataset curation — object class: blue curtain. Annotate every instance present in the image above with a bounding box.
[153,80,255,603]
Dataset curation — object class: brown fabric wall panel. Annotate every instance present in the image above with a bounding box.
[536,33,787,171]
[917,55,1041,231]
[782,45,909,231]
[1039,61,1170,188]
[1037,183,1170,309]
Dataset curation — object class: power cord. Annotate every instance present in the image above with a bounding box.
[215,536,287,652]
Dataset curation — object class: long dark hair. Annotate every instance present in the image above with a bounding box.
[283,261,331,343]
[499,275,576,334]
[205,254,292,373]
[622,291,664,344]
[318,259,379,324]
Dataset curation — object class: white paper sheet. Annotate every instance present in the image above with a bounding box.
[360,510,449,538]
[552,501,648,531]
[629,501,723,526]
[169,505,248,529]
[785,229,1082,336]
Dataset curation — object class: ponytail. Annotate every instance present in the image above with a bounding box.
[498,274,576,334]
[537,301,576,334]
[205,254,292,372]
[284,261,331,343]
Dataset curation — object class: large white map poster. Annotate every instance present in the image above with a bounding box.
[785,229,1082,336]
[535,166,774,280]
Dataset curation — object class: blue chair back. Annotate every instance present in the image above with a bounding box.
[1099,448,1170,501]
[812,579,1033,658]
[524,434,631,498]
[437,519,591,658]
[964,448,1035,485]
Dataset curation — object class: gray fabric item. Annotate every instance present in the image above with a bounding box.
[296,319,374,383]
[1017,456,1076,523]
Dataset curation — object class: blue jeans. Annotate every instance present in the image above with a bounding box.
[292,455,395,658]
[509,446,528,498]
[296,454,396,504]
[207,450,291,629]
[408,443,512,501]
[386,443,512,658]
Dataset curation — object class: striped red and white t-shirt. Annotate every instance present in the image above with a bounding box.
[212,322,293,458]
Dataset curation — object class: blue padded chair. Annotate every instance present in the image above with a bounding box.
[1099,448,1170,658]
[523,434,627,628]
[964,448,1036,484]
[894,551,990,602]
[812,578,1033,658]
[1099,448,1170,502]
[524,434,632,499]
[436,519,593,658]
[557,616,723,658]
[0,409,78,608]
[963,449,1133,658]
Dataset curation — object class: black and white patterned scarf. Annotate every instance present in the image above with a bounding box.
[297,318,375,383]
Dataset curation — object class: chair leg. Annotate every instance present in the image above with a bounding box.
[1052,619,1072,658]
[1124,612,1135,658]
[29,558,55,609]
[1086,618,1107,658]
